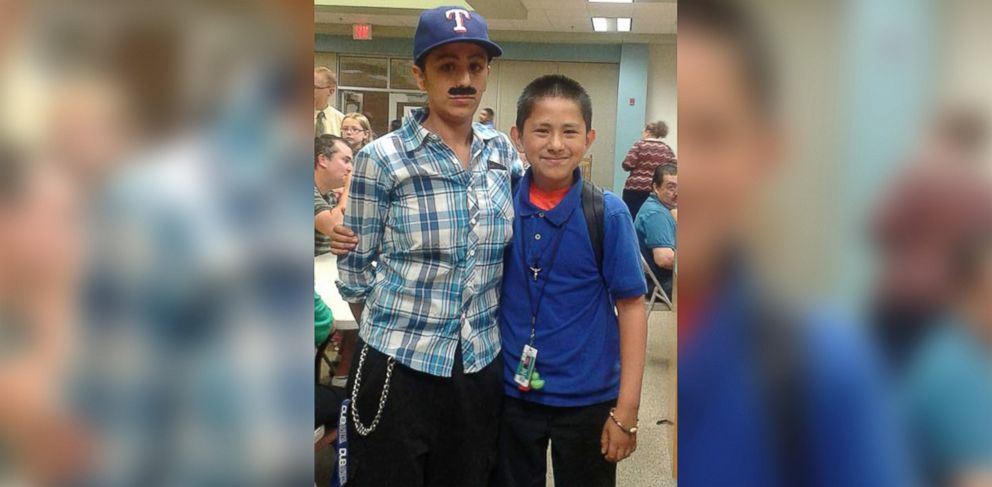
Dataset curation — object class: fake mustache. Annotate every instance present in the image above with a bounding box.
[448,86,477,96]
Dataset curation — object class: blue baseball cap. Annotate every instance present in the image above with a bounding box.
[413,6,503,65]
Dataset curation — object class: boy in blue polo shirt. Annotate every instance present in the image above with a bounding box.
[496,75,649,487]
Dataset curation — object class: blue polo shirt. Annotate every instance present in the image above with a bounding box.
[680,263,913,487]
[634,193,675,295]
[500,169,647,407]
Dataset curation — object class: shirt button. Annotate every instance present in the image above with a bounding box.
[470,218,477,225]
[538,212,545,218]
[469,249,476,256]
[467,186,473,192]
[535,233,542,240]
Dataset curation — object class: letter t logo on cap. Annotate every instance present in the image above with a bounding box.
[445,9,471,32]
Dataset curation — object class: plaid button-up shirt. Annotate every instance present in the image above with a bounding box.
[336,108,517,377]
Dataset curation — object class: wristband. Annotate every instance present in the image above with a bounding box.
[609,408,638,435]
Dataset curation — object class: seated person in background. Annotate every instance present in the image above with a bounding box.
[903,228,992,487]
[634,163,677,297]
[620,121,677,219]
[313,134,357,388]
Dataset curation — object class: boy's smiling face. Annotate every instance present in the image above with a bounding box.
[511,96,596,191]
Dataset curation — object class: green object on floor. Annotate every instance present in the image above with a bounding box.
[315,292,334,346]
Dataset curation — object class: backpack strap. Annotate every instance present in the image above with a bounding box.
[510,169,523,196]
[580,180,605,272]
[750,300,807,486]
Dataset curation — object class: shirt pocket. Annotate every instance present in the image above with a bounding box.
[483,167,514,244]
[390,174,460,254]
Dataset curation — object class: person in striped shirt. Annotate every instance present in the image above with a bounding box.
[620,121,677,219]
[332,7,519,486]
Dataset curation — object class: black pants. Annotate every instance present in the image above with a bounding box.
[345,339,503,486]
[494,397,616,487]
[622,189,650,219]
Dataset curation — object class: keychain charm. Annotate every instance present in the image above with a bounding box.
[529,371,545,390]
[517,371,545,392]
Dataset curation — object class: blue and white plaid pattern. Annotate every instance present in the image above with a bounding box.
[337,108,517,377]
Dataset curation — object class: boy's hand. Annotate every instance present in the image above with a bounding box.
[600,407,638,463]
[329,225,358,256]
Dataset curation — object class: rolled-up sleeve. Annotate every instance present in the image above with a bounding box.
[336,147,391,302]
[644,211,676,250]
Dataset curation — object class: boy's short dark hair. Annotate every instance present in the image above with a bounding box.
[482,107,494,117]
[515,74,593,131]
[680,0,776,116]
[653,163,677,187]
[315,134,347,168]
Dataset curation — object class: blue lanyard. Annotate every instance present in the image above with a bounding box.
[520,210,571,345]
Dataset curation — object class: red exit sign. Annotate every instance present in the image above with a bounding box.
[353,23,372,40]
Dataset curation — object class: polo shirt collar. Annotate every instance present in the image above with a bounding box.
[647,192,675,211]
[399,107,500,153]
[515,167,584,227]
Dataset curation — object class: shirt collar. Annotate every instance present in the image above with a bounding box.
[647,192,676,211]
[399,107,500,153]
[515,167,584,226]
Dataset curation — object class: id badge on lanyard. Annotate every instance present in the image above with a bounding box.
[516,211,568,392]
[513,343,538,390]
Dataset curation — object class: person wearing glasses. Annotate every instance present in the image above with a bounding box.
[315,66,344,137]
[340,112,374,152]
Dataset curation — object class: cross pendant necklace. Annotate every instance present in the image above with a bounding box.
[529,265,542,281]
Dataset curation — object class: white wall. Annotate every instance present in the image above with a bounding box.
[645,43,677,154]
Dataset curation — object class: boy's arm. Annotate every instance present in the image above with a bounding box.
[599,199,651,462]
[615,295,648,419]
[335,148,389,305]
[601,294,648,463]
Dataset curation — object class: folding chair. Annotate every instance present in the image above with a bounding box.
[641,254,673,316]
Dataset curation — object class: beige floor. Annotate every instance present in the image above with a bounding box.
[318,309,678,486]
[546,308,677,487]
